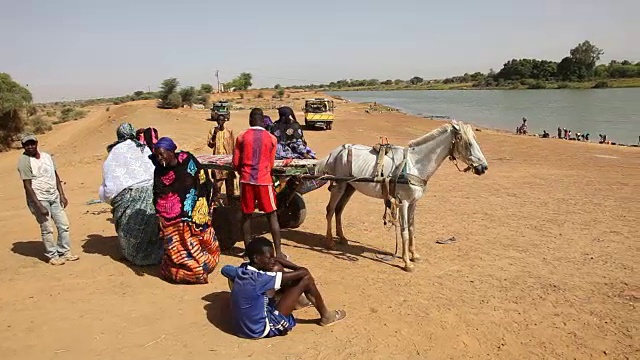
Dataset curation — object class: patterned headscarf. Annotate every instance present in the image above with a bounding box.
[107,122,146,152]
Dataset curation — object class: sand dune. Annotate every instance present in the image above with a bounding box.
[0,93,638,359]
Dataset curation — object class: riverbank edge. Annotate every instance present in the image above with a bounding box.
[326,93,640,149]
[318,77,640,92]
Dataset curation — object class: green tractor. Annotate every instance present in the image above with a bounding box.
[211,101,231,121]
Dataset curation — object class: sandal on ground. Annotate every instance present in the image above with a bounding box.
[319,309,346,327]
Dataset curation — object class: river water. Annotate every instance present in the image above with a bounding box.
[329,89,640,145]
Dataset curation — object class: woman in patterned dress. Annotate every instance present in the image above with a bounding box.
[152,137,221,284]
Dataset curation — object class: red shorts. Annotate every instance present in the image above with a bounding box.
[240,183,277,214]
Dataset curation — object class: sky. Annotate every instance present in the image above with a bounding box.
[1,0,638,102]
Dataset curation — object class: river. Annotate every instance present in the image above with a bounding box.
[329,89,640,145]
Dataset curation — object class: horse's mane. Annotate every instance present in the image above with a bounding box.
[408,121,475,148]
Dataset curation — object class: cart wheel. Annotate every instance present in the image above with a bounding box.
[278,192,306,229]
[212,204,243,251]
[326,122,332,130]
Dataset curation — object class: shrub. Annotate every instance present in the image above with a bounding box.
[165,93,182,109]
[26,116,53,134]
[556,82,570,89]
[593,80,610,89]
[179,86,197,105]
[56,107,88,123]
[239,93,245,99]
[45,110,56,117]
[528,81,547,89]
[0,73,32,150]
[255,92,264,98]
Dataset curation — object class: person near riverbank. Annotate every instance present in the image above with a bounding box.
[271,106,316,159]
[229,237,346,339]
[557,127,562,139]
[152,137,220,284]
[207,114,236,203]
[99,123,162,266]
[17,134,79,265]
[233,108,285,259]
[516,117,528,135]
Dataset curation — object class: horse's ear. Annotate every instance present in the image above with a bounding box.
[451,120,461,132]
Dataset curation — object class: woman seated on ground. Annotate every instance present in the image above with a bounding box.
[152,137,221,284]
[271,106,316,160]
[99,122,163,266]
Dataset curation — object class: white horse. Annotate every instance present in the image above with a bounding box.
[314,120,489,272]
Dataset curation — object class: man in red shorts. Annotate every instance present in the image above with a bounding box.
[233,108,285,259]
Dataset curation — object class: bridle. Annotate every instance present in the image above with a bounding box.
[448,132,473,173]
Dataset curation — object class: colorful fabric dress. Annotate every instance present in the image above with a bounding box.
[153,151,220,284]
[270,120,316,160]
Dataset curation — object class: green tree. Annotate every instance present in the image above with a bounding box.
[409,76,424,85]
[274,88,285,99]
[225,72,252,91]
[179,86,197,105]
[274,84,281,89]
[133,90,145,99]
[159,78,179,103]
[0,73,32,150]
[200,83,213,94]
[569,40,603,78]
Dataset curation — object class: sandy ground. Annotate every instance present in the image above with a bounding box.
[0,91,638,360]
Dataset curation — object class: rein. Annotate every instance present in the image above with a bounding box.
[448,137,472,173]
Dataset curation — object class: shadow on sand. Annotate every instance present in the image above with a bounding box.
[11,240,49,262]
[202,291,236,335]
[82,234,160,278]
[279,229,403,270]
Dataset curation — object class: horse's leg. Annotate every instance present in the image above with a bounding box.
[335,184,356,245]
[399,201,413,272]
[408,201,421,263]
[325,182,346,249]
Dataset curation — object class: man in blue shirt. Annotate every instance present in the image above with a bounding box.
[229,237,346,338]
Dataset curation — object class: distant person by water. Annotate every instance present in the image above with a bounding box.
[540,130,549,138]
[516,117,528,135]
[557,127,562,139]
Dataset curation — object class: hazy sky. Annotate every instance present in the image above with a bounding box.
[1,0,638,102]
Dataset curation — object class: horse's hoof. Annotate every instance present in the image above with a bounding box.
[403,265,415,273]
[411,256,423,263]
[325,240,336,250]
[337,237,349,245]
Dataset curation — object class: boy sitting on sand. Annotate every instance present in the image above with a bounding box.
[228,237,346,339]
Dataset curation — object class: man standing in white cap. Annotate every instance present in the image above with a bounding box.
[17,133,79,265]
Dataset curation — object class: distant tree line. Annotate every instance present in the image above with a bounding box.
[157,79,214,109]
[288,41,640,90]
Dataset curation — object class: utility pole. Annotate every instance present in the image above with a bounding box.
[215,70,220,93]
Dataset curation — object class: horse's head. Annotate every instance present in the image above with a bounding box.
[449,120,488,175]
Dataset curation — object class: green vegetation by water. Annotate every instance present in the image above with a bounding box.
[289,41,640,91]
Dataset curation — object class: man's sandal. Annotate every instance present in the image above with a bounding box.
[319,309,346,327]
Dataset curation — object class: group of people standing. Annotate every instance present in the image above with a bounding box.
[18,105,343,339]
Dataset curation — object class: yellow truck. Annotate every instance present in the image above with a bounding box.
[303,98,334,130]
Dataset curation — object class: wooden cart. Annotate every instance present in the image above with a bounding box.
[197,154,323,250]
